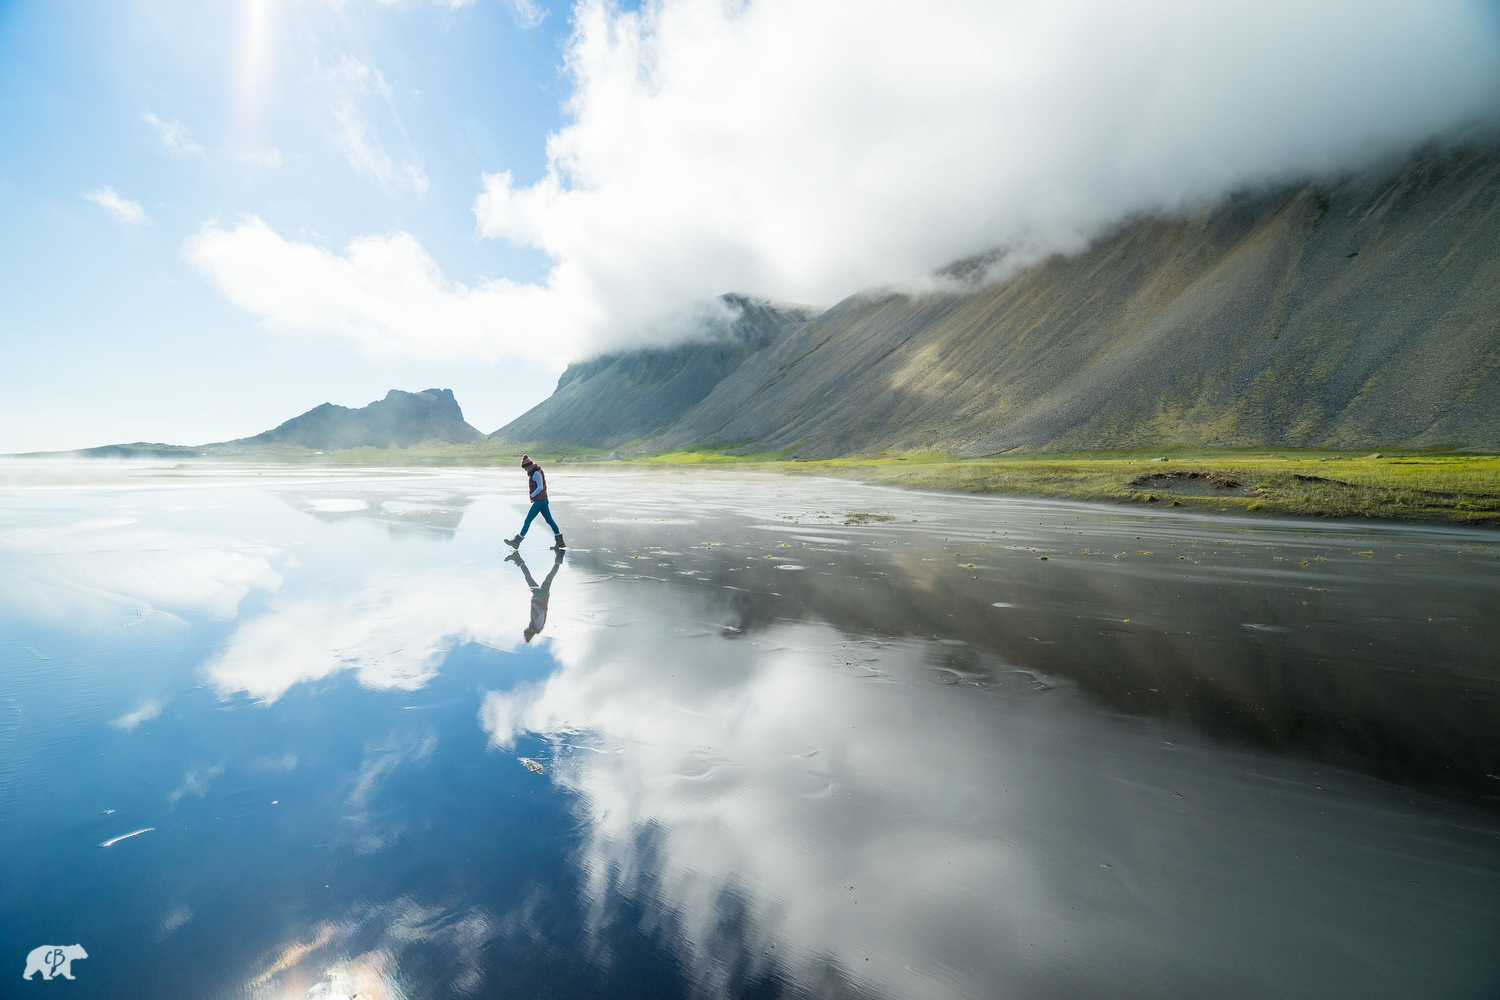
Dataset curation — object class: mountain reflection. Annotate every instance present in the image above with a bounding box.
[284,489,475,539]
[562,497,1500,801]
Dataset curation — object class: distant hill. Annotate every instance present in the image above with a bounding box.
[492,296,818,450]
[505,144,1500,456]
[236,388,481,451]
[23,388,482,458]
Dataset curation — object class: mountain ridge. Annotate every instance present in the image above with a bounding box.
[501,143,1500,457]
[18,388,482,458]
[240,388,481,451]
[20,145,1500,463]
[490,295,818,450]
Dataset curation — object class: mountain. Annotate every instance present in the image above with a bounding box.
[236,388,482,451]
[506,144,1500,456]
[492,296,818,449]
[26,389,482,457]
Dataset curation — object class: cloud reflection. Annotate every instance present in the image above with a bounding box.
[0,517,281,624]
[206,568,527,703]
[482,588,1038,999]
[479,578,1500,1000]
[166,763,224,806]
[183,499,1498,998]
[243,897,496,1000]
[346,730,438,854]
[110,699,163,731]
[71,467,1487,999]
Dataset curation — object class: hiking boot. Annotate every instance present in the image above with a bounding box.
[553,534,566,549]
[504,535,523,548]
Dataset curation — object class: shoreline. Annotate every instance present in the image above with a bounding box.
[765,452,1500,526]
[9,447,1500,525]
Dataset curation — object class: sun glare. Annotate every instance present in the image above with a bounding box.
[234,0,276,131]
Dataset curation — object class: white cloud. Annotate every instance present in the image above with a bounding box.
[329,55,430,195]
[476,0,1500,314]
[506,0,545,28]
[141,110,206,157]
[185,216,602,361]
[196,0,1500,364]
[85,186,150,226]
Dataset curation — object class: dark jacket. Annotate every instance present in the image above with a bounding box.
[524,463,548,502]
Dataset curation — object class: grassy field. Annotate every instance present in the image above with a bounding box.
[624,448,1500,525]
[211,442,1500,525]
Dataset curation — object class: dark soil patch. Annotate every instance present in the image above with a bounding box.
[1127,470,1254,497]
[1290,473,1498,502]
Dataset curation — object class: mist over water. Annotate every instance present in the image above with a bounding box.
[1,462,1497,999]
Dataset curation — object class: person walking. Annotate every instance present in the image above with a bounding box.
[505,454,564,550]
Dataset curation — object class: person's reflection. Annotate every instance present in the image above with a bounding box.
[506,549,563,643]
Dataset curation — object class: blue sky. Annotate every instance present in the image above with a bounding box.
[0,0,574,450]
[2,0,1496,452]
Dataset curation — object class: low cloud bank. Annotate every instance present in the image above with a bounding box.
[192,0,1500,363]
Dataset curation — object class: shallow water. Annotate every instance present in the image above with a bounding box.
[2,461,1498,999]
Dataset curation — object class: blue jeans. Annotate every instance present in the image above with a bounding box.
[520,499,561,536]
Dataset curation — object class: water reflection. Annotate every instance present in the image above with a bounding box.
[283,488,474,540]
[566,477,1500,801]
[1,465,1497,1000]
[241,897,497,999]
[205,567,524,703]
[0,514,281,624]
[508,550,563,643]
[482,573,1500,999]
